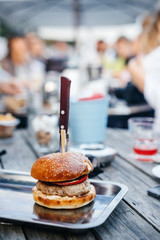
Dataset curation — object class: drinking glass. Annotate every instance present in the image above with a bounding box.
[128,117,159,161]
[31,115,59,153]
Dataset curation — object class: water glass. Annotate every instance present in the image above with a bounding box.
[128,117,159,161]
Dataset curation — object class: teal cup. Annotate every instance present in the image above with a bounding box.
[69,97,109,144]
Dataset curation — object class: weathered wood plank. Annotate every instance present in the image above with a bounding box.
[0,133,30,240]
[93,201,160,240]
[0,224,26,240]
[23,226,65,240]
[65,231,97,240]
[24,226,97,240]
[106,128,159,179]
[99,155,160,231]
[0,131,37,171]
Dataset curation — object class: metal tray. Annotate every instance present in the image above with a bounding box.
[0,169,128,230]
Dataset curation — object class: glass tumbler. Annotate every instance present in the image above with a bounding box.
[128,117,159,161]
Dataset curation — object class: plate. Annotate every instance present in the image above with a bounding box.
[0,170,128,230]
[69,144,117,166]
[152,165,160,178]
[0,118,20,126]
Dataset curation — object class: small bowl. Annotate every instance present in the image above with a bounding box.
[0,118,20,139]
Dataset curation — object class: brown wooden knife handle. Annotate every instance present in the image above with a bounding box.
[59,76,71,133]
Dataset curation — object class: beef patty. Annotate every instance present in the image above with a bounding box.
[36,179,91,197]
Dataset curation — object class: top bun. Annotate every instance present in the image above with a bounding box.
[31,152,93,182]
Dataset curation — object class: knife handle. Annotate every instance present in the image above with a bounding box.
[59,77,71,133]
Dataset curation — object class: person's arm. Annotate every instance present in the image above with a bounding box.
[0,81,22,95]
[127,57,145,93]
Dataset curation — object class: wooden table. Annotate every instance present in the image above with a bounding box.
[0,129,160,240]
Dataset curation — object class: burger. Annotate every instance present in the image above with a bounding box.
[31,152,96,209]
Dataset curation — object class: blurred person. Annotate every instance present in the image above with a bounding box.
[1,34,45,91]
[1,34,30,78]
[108,36,135,88]
[116,34,144,86]
[132,34,143,56]
[128,11,160,118]
[96,40,108,57]
[115,36,136,64]
[25,32,45,62]
[96,40,108,67]
[112,34,146,105]
[117,34,144,86]
[52,41,70,58]
[142,13,154,30]
[95,40,125,78]
[103,45,126,80]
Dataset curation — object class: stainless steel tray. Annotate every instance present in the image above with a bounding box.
[0,169,128,230]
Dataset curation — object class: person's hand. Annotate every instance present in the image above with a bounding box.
[0,81,22,95]
[113,68,131,87]
[128,57,145,92]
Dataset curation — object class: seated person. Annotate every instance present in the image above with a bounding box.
[114,81,146,106]
[112,36,146,105]
[25,32,45,62]
[128,11,160,118]
[115,36,136,64]
[1,34,30,77]
[1,33,45,92]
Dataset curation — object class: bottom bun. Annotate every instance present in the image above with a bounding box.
[32,184,96,209]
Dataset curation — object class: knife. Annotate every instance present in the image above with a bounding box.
[59,76,71,152]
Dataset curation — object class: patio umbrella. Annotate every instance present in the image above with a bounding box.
[0,0,159,32]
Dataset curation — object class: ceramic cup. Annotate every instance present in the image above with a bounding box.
[69,97,109,144]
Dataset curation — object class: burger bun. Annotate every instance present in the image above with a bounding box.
[31,152,93,182]
[32,184,96,209]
